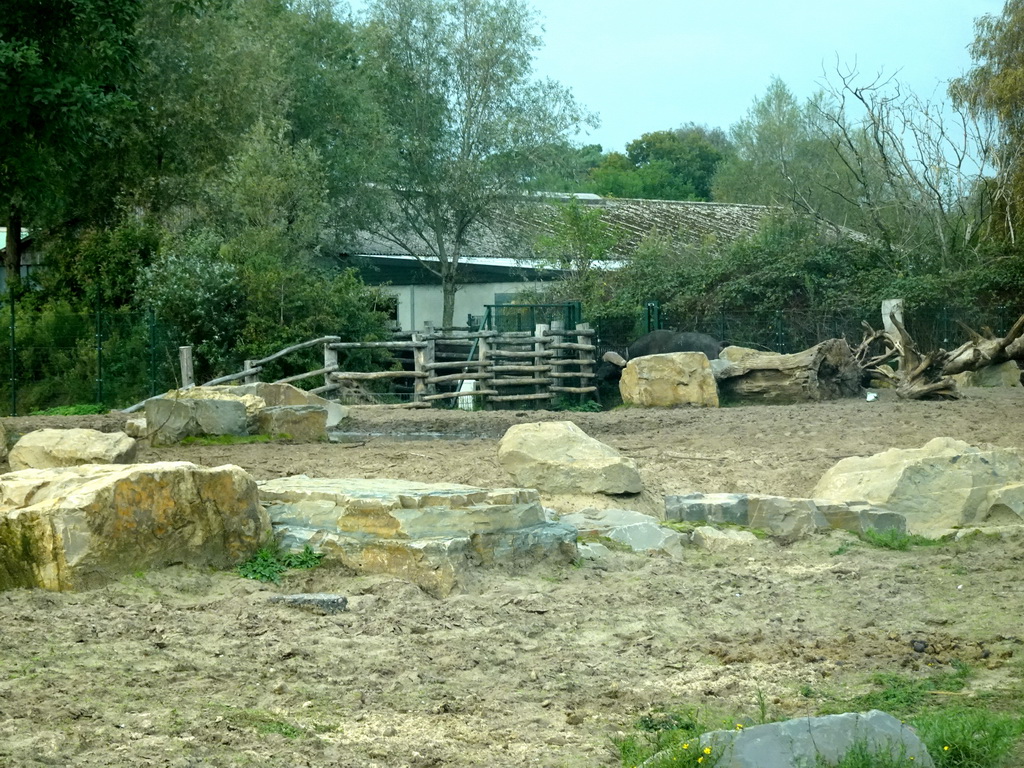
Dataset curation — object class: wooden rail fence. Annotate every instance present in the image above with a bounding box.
[158,322,597,411]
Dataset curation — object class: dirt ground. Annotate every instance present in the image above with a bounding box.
[2,390,1024,767]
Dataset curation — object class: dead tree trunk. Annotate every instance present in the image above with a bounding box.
[857,311,1024,400]
[715,339,862,404]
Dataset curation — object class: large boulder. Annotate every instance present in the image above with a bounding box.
[619,352,719,407]
[8,429,137,471]
[812,437,1024,536]
[217,382,348,428]
[702,710,933,768]
[259,477,577,596]
[0,420,8,462]
[255,405,328,442]
[497,421,642,495]
[0,462,268,591]
[145,395,249,446]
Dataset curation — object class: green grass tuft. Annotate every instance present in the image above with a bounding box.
[860,527,946,551]
[29,404,108,416]
[235,545,324,584]
[180,433,289,446]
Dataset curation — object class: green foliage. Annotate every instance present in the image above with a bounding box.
[614,708,725,768]
[235,545,325,584]
[588,125,732,201]
[847,664,972,715]
[29,404,108,416]
[913,707,1024,768]
[361,0,591,326]
[860,528,945,551]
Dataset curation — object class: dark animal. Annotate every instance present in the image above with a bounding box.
[596,329,725,384]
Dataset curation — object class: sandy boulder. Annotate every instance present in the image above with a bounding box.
[0,461,268,591]
[619,352,719,407]
[952,360,1021,388]
[8,428,137,471]
[813,437,1024,536]
[497,421,642,495]
[256,405,328,442]
[260,476,576,595]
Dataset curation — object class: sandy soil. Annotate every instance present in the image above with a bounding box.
[2,390,1024,767]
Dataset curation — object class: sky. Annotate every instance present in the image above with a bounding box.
[530,0,1005,151]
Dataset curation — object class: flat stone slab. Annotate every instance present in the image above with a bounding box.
[268,593,349,614]
[258,477,577,595]
[665,492,906,538]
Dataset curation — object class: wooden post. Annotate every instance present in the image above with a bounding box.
[179,346,194,388]
[534,323,549,403]
[424,334,437,400]
[243,359,259,384]
[577,322,594,403]
[323,343,338,392]
[478,333,492,409]
[412,332,427,404]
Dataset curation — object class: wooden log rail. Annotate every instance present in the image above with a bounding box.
[145,322,600,414]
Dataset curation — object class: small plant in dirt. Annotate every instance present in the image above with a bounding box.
[29,404,108,416]
[615,708,727,767]
[236,545,324,583]
[860,528,945,551]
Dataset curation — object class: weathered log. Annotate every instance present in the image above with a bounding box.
[715,339,862,404]
[940,312,1024,375]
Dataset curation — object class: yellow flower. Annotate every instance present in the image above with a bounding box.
[682,743,689,750]
[944,746,950,751]
[735,723,744,730]
[703,746,712,755]
[697,759,704,765]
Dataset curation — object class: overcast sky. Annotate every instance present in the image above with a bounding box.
[532,0,1005,151]
[348,0,1007,152]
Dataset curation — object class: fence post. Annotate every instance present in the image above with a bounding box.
[323,343,338,392]
[148,310,158,397]
[179,346,194,388]
[243,360,259,384]
[534,323,549,402]
[478,332,491,409]
[95,310,104,406]
[8,290,16,416]
[411,332,427,404]
[577,321,595,405]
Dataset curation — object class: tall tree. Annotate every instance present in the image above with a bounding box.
[360,0,591,327]
[0,0,142,284]
[951,0,1024,242]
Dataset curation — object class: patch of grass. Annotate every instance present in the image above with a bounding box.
[214,706,307,740]
[29,404,108,416]
[829,541,856,556]
[860,527,946,551]
[235,545,324,583]
[180,433,289,446]
[814,738,916,767]
[615,708,728,767]
[844,663,972,716]
[913,707,1024,768]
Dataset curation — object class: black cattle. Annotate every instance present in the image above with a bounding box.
[596,329,725,384]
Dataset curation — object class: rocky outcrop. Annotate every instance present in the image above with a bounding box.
[665,493,905,538]
[255,405,328,442]
[812,437,1024,536]
[702,710,933,768]
[145,395,249,446]
[215,382,348,428]
[558,507,686,558]
[497,421,641,495]
[8,428,137,471]
[259,477,577,596]
[690,526,760,551]
[0,420,7,462]
[0,462,268,591]
[618,352,719,407]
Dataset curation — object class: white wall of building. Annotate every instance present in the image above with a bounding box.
[385,281,549,330]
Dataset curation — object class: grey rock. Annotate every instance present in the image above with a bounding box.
[560,507,686,558]
[256,405,328,442]
[665,493,750,526]
[269,593,348,614]
[145,397,248,446]
[700,710,933,768]
[690,526,760,551]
